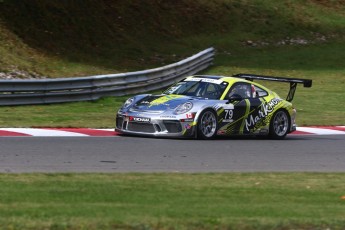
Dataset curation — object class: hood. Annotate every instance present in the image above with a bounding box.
[132,94,193,111]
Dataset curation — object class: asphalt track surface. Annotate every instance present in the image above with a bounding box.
[0,134,344,173]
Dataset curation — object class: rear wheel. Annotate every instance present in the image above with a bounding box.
[269,109,290,139]
[197,109,218,140]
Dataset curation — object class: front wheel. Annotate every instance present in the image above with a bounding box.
[197,109,218,140]
[269,109,290,139]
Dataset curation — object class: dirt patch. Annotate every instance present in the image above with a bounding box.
[308,0,345,10]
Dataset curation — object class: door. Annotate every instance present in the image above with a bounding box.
[220,82,263,135]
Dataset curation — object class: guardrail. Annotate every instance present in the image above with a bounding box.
[0,47,215,105]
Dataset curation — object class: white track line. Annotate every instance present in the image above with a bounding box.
[296,127,345,135]
[94,129,115,131]
[0,128,89,136]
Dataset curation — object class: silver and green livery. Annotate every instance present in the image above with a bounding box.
[115,74,312,139]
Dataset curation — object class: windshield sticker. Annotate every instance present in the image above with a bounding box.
[185,77,223,85]
[164,83,185,94]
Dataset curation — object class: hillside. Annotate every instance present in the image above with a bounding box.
[1,0,345,78]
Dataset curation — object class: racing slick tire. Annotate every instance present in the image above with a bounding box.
[268,109,290,140]
[197,109,218,140]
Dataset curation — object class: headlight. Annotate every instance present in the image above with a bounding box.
[123,97,134,108]
[175,102,193,114]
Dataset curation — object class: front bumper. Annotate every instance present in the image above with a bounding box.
[115,114,196,138]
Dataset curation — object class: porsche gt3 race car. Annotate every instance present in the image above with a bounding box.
[115,74,312,139]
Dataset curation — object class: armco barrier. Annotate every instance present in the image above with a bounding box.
[0,47,215,105]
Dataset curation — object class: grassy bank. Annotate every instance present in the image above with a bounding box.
[0,1,344,127]
[1,41,344,127]
[1,0,345,77]
[210,41,345,126]
[0,3,344,230]
[0,173,345,229]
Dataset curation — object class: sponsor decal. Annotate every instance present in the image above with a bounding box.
[130,116,151,123]
[245,98,281,131]
[221,104,234,110]
[217,130,226,135]
[139,101,151,105]
[184,124,192,130]
[165,85,183,94]
[160,115,177,119]
[213,103,234,111]
[180,118,194,122]
[186,113,194,119]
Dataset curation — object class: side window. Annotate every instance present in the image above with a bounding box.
[204,84,219,99]
[227,83,251,99]
[253,85,268,98]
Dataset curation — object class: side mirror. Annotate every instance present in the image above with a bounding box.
[227,94,243,103]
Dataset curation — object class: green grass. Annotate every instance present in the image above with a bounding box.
[1,41,344,127]
[0,1,345,126]
[0,173,345,229]
[1,0,345,76]
[0,97,122,128]
[0,3,345,230]
[209,41,345,126]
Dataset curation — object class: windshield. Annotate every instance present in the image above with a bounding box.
[163,78,228,99]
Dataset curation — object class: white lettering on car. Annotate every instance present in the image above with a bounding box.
[131,117,150,122]
[223,109,234,122]
[245,98,281,131]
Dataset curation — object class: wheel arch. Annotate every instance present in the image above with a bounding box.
[273,107,291,125]
[193,106,218,124]
[268,108,291,139]
[195,107,219,140]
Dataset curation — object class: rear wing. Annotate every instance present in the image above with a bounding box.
[233,73,312,102]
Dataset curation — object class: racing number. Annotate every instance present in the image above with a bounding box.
[224,109,233,122]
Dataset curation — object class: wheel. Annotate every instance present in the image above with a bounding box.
[269,109,290,139]
[197,109,218,140]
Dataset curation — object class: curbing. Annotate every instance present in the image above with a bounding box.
[0,126,344,136]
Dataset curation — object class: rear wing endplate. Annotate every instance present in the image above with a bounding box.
[233,73,312,102]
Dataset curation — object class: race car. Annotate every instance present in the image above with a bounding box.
[115,74,312,139]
